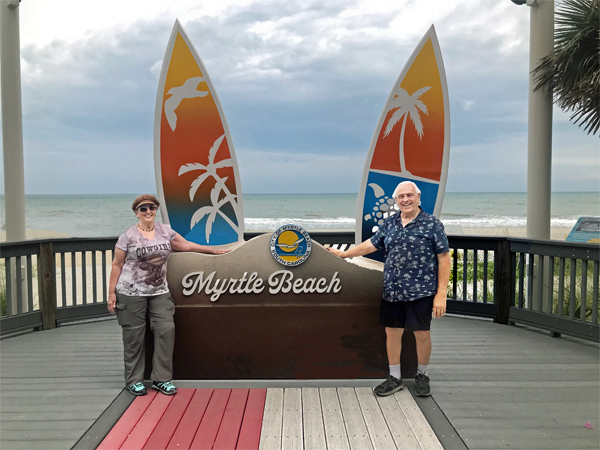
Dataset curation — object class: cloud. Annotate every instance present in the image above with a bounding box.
[4,0,597,195]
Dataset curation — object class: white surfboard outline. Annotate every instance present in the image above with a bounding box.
[355,24,450,246]
[154,20,245,243]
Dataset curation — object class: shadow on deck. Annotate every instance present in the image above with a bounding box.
[1,315,598,450]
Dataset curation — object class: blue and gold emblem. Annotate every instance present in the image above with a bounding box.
[270,225,312,266]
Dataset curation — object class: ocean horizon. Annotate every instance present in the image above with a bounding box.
[0,192,599,239]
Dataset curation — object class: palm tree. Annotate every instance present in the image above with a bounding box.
[533,0,599,136]
[189,177,239,243]
[179,134,241,242]
[383,86,432,175]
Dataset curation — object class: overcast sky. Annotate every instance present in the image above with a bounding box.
[1,0,598,194]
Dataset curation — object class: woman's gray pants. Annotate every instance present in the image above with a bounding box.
[115,292,175,386]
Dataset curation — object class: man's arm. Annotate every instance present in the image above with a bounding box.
[327,239,378,259]
[433,251,451,318]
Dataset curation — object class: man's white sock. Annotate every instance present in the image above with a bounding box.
[389,364,401,379]
[417,364,429,376]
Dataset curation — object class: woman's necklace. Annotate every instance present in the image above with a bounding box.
[137,223,155,232]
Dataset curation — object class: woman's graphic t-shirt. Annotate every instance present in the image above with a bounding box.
[115,221,177,296]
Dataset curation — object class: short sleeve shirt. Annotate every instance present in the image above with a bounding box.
[115,221,177,296]
[370,210,449,302]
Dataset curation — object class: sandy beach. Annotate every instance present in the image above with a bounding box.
[0,229,72,242]
[1,226,574,242]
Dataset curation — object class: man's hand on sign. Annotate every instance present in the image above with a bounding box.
[327,247,345,258]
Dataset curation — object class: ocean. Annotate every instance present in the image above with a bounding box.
[0,193,598,238]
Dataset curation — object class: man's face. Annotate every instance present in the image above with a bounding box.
[395,185,420,216]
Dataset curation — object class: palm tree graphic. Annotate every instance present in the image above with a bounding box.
[383,86,432,175]
[178,134,241,243]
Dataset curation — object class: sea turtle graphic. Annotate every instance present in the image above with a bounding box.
[363,183,399,233]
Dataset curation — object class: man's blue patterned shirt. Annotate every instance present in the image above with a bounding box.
[370,209,449,302]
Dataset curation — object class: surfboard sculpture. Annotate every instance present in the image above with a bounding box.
[154,20,244,245]
[356,25,450,258]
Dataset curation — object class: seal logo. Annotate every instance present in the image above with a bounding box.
[270,225,312,267]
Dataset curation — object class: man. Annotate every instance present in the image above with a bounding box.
[328,181,451,397]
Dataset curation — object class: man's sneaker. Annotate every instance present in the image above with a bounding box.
[414,372,431,397]
[152,381,178,396]
[374,375,404,397]
[127,382,147,396]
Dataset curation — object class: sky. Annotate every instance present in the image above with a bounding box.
[0,0,598,194]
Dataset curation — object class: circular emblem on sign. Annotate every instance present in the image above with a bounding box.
[270,224,312,267]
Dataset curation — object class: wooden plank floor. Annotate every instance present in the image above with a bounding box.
[430,315,600,450]
[0,319,124,450]
[1,315,599,449]
[94,385,439,450]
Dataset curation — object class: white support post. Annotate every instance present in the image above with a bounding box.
[526,0,554,240]
[1,0,26,242]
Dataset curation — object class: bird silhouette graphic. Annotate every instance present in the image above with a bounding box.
[275,237,305,250]
[164,77,209,131]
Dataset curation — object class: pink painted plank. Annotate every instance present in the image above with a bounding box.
[166,389,213,450]
[212,389,250,450]
[143,388,195,450]
[189,389,232,450]
[235,389,267,450]
[97,390,158,450]
[120,391,174,449]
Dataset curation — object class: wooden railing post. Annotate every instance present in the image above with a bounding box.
[495,239,511,324]
[38,242,56,330]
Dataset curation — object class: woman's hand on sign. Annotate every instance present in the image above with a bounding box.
[211,249,231,255]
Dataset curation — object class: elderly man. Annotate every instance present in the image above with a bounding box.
[328,181,451,397]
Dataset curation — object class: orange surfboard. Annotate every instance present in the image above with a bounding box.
[154,21,244,245]
[356,25,450,254]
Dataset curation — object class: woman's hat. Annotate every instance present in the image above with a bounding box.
[132,194,160,211]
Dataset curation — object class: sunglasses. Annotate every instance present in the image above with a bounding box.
[137,204,157,213]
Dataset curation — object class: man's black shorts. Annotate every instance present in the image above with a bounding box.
[379,295,435,331]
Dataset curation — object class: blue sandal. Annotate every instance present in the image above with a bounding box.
[127,382,147,396]
[152,381,177,395]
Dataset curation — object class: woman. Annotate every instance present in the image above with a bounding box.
[107,194,227,396]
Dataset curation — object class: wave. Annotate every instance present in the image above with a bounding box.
[243,215,580,230]
[440,216,578,228]
[244,217,355,230]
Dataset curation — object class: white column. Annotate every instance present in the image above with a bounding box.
[1,0,26,242]
[526,0,554,240]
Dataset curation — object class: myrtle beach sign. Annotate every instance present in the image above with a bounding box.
[166,233,382,306]
[165,232,387,379]
[182,270,341,301]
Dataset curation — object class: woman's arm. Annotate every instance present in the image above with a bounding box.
[327,239,378,259]
[107,248,127,314]
[171,233,230,254]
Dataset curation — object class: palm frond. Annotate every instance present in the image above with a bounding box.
[205,211,218,243]
[413,99,429,115]
[210,177,229,207]
[533,0,599,135]
[408,106,425,138]
[189,173,210,201]
[178,163,206,176]
[213,158,233,169]
[410,86,432,100]
[384,107,407,137]
[190,205,214,229]
[208,134,226,165]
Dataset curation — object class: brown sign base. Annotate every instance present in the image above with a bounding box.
[146,234,417,380]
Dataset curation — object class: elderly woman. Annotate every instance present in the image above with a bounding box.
[108,194,226,396]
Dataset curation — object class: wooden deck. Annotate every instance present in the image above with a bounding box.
[1,315,599,449]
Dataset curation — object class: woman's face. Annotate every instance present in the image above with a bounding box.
[135,203,157,222]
